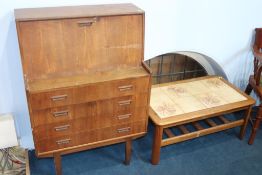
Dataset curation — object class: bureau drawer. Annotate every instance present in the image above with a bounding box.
[36,121,147,153]
[33,118,95,141]
[113,77,149,97]
[31,102,96,127]
[29,89,74,110]
[31,93,149,127]
[76,76,149,104]
[113,106,148,124]
[95,120,147,141]
[35,129,97,154]
[29,76,149,110]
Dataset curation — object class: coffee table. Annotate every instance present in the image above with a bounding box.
[149,76,255,164]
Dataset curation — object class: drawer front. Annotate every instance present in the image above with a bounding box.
[36,121,147,153]
[31,92,149,127]
[31,102,96,127]
[29,76,149,110]
[18,15,143,80]
[95,121,147,141]
[114,96,133,115]
[112,106,147,125]
[29,89,74,110]
[113,77,149,97]
[75,76,149,104]
[33,118,95,141]
[36,129,97,154]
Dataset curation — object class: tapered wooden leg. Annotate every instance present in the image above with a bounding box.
[54,153,62,175]
[240,106,252,139]
[151,125,163,165]
[245,83,253,95]
[124,139,132,165]
[249,105,262,145]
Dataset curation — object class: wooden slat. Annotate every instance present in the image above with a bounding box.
[218,116,230,124]
[161,119,244,146]
[205,119,217,127]
[164,128,175,138]
[192,122,204,131]
[177,125,189,134]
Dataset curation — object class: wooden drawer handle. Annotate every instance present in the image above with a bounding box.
[118,85,133,91]
[117,127,131,133]
[53,110,69,117]
[118,100,132,106]
[54,124,70,131]
[56,139,71,145]
[117,114,131,120]
[51,95,68,101]
[77,17,98,27]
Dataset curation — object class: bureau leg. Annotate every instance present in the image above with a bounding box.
[124,139,132,165]
[151,125,163,165]
[239,106,252,139]
[54,153,62,175]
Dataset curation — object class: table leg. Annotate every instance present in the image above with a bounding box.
[124,139,132,165]
[54,153,62,175]
[239,105,252,139]
[151,125,163,165]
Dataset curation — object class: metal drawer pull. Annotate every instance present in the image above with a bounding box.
[56,139,71,145]
[117,114,131,120]
[117,127,131,133]
[118,85,133,91]
[53,110,69,117]
[77,17,98,27]
[54,124,70,131]
[51,94,68,101]
[118,100,132,106]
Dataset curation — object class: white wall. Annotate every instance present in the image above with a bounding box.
[0,0,261,149]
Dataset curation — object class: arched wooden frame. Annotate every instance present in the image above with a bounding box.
[144,53,208,85]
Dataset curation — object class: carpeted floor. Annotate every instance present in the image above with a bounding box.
[29,110,262,175]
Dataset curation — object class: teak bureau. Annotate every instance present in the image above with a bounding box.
[15,4,151,175]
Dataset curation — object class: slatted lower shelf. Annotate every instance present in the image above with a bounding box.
[161,116,244,147]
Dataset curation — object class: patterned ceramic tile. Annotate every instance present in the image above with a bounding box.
[150,77,247,119]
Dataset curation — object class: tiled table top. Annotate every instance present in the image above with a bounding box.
[149,76,254,125]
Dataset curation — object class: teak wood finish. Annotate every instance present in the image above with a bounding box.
[149,76,255,165]
[15,4,151,175]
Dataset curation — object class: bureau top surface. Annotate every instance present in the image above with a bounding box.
[27,67,149,93]
[14,3,144,21]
